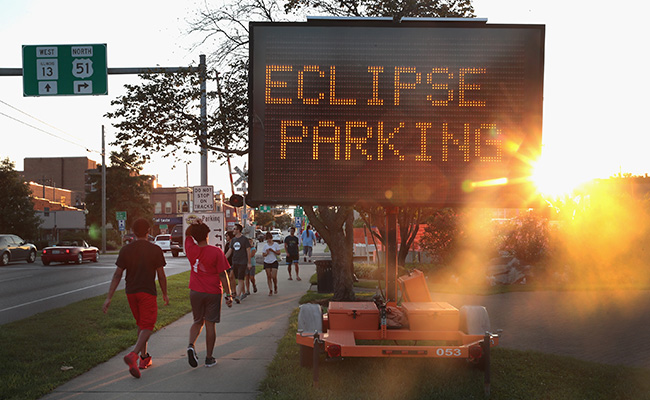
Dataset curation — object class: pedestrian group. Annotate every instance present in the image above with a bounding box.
[103,218,318,378]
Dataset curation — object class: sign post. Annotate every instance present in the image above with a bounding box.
[22,44,108,96]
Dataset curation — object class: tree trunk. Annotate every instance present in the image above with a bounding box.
[304,205,355,301]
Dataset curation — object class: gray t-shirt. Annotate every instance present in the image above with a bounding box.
[230,235,250,265]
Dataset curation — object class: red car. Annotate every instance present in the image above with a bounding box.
[41,241,99,265]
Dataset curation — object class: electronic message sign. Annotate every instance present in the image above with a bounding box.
[249,20,545,206]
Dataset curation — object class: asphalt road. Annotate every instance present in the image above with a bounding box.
[0,252,190,325]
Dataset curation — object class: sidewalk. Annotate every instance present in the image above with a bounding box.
[43,256,318,400]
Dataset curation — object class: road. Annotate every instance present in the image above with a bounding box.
[0,252,190,325]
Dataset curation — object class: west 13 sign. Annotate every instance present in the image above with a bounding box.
[22,44,108,96]
[248,20,545,207]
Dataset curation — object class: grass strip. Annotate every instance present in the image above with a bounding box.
[258,307,650,400]
[0,271,192,400]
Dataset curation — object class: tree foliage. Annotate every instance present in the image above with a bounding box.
[84,148,154,232]
[0,158,41,240]
[283,0,474,18]
[105,66,248,164]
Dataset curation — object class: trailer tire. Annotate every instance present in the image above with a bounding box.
[459,306,490,335]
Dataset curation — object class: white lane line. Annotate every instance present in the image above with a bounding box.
[0,280,112,313]
[0,274,36,283]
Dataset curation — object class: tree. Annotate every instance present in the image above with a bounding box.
[105,0,477,300]
[0,158,41,240]
[85,148,154,234]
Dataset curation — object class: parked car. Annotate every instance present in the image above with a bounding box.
[41,241,99,265]
[272,232,283,244]
[154,234,172,252]
[0,234,37,266]
[123,233,154,245]
[170,225,184,257]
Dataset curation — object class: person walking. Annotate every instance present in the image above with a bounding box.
[262,232,281,295]
[184,219,233,368]
[103,218,169,378]
[284,227,301,281]
[223,231,237,301]
[301,224,316,263]
[225,224,251,303]
[245,238,258,295]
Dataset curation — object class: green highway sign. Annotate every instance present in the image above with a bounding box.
[116,211,127,221]
[22,44,107,96]
[259,205,271,212]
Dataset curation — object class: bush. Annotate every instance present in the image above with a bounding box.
[419,209,466,265]
[498,212,551,265]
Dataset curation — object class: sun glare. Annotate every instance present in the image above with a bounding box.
[532,157,594,198]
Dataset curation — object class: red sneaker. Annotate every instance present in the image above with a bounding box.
[139,353,152,369]
[123,352,141,378]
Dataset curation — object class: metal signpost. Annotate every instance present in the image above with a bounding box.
[22,44,108,96]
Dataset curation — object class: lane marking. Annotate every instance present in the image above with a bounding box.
[0,280,111,313]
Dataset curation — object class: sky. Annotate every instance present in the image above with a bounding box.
[1,0,649,197]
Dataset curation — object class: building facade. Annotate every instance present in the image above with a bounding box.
[22,157,97,204]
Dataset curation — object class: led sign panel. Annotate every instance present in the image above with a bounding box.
[249,20,545,206]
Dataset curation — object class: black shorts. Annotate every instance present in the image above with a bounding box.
[286,253,299,264]
[233,263,247,280]
[190,290,222,323]
[264,260,279,269]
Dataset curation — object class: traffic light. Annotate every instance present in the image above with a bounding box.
[244,193,259,208]
[229,194,244,208]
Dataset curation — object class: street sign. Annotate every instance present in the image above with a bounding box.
[259,205,271,212]
[116,211,127,221]
[183,212,226,250]
[233,166,248,186]
[294,206,304,217]
[118,219,126,231]
[193,185,215,211]
[22,44,108,96]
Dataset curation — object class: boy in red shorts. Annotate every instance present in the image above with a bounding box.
[103,218,169,378]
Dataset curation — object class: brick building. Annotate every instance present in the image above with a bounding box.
[22,157,97,204]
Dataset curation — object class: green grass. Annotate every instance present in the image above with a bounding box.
[258,305,650,400]
[0,272,193,400]
[4,271,650,400]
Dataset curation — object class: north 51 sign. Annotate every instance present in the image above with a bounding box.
[22,44,108,96]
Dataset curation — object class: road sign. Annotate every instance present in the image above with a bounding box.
[116,211,127,221]
[193,185,214,211]
[294,206,304,217]
[233,166,248,186]
[22,44,108,96]
[118,219,126,231]
[259,205,271,212]
[183,212,225,250]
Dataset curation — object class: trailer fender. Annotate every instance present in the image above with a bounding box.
[459,305,490,335]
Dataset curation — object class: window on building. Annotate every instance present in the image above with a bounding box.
[155,202,162,214]
[165,201,172,214]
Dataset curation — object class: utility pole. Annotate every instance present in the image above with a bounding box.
[102,126,107,254]
[199,54,208,186]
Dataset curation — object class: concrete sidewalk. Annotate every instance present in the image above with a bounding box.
[43,259,317,400]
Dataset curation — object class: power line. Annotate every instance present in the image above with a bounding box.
[0,110,97,154]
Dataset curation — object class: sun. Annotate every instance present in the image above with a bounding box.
[531,156,594,198]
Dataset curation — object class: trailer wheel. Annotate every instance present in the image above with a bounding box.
[299,345,313,368]
[459,305,490,335]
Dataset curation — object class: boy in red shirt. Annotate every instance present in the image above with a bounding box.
[185,219,233,367]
